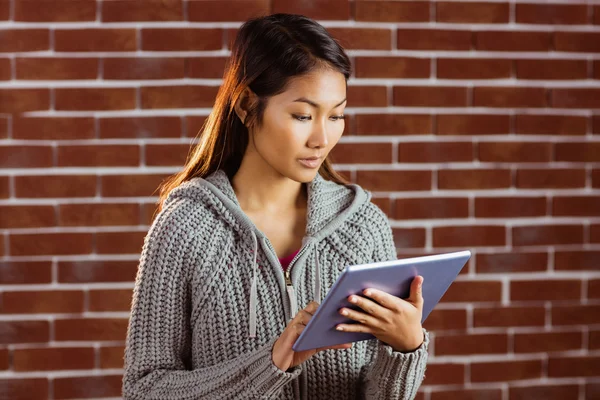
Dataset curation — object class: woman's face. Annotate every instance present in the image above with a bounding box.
[246,68,347,183]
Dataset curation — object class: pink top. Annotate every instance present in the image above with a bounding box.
[278,249,300,272]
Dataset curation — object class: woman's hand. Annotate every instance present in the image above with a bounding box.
[272,301,353,372]
[335,276,425,352]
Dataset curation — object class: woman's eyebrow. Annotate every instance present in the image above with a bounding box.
[292,97,347,109]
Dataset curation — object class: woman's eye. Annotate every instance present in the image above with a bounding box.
[293,115,311,122]
[332,115,345,121]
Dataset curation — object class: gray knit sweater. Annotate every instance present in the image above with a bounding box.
[122,169,429,399]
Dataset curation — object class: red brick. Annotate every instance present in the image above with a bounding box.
[473,87,547,108]
[515,114,587,135]
[517,3,588,24]
[552,89,600,109]
[423,363,465,385]
[514,331,582,354]
[355,57,430,79]
[435,333,508,355]
[392,228,426,249]
[423,309,467,331]
[145,143,189,166]
[356,170,431,192]
[355,114,432,135]
[516,59,587,80]
[394,197,468,220]
[328,27,392,50]
[99,116,181,139]
[104,57,184,80]
[594,168,600,187]
[58,260,138,283]
[437,58,511,79]
[55,88,136,111]
[55,29,137,52]
[555,251,600,271]
[57,145,140,167]
[187,56,229,79]
[59,203,139,227]
[13,117,95,140]
[476,252,547,273]
[0,0,8,20]
[15,175,96,198]
[475,196,546,218]
[16,57,98,80]
[0,29,49,52]
[100,346,125,369]
[371,197,391,217]
[102,0,182,21]
[437,2,508,23]
[591,330,600,349]
[347,86,387,107]
[188,0,269,21]
[441,281,502,303]
[595,62,600,79]
[273,0,350,20]
[141,85,218,109]
[96,231,146,254]
[0,205,55,229]
[511,280,581,301]
[89,289,132,312]
[10,233,93,256]
[548,356,600,378]
[474,306,545,328]
[0,261,52,284]
[13,347,94,371]
[15,0,95,21]
[393,86,467,107]
[554,32,600,53]
[509,385,580,400]
[355,1,428,22]
[516,168,586,189]
[101,174,169,197]
[141,28,222,51]
[553,196,600,217]
[0,58,9,80]
[0,321,50,344]
[330,143,392,164]
[555,142,600,162]
[54,375,123,399]
[438,169,511,190]
[431,389,502,400]
[398,142,472,163]
[0,146,53,168]
[513,225,584,247]
[595,115,600,134]
[553,305,600,325]
[0,176,7,199]
[55,318,128,341]
[589,280,600,299]
[472,360,542,382]
[397,29,472,50]
[0,348,7,370]
[476,31,550,51]
[0,378,48,399]
[433,226,505,248]
[0,88,50,113]
[479,142,551,162]
[437,114,510,135]
[593,224,600,243]
[595,5,600,24]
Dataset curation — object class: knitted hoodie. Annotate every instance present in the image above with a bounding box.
[122,169,429,400]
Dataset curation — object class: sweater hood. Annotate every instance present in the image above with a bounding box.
[165,169,372,338]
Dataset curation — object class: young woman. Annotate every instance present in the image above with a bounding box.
[122,13,429,400]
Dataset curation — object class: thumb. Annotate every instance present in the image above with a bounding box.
[409,275,424,309]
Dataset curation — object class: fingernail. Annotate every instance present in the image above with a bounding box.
[336,326,344,331]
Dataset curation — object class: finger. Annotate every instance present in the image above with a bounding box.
[304,301,319,314]
[348,293,389,317]
[339,306,380,328]
[335,322,373,334]
[408,276,424,309]
[360,288,401,313]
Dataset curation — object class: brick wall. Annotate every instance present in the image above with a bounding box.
[1,0,599,399]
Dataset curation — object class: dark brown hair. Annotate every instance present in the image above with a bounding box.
[157,13,352,211]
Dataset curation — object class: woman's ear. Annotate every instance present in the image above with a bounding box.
[234,87,258,125]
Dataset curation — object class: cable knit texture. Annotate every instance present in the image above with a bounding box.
[122,169,429,399]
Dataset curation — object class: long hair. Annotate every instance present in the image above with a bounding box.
[157,13,352,211]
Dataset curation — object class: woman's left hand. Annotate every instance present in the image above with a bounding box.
[336,275,425,352]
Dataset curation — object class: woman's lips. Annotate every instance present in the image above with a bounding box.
[298,158,321,168]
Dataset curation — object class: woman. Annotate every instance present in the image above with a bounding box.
[122,13,428,400]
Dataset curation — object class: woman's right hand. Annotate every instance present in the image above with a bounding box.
[271,301,353,372]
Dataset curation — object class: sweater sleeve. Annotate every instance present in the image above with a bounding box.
[122,199,301,400]
[360,203,429,400]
